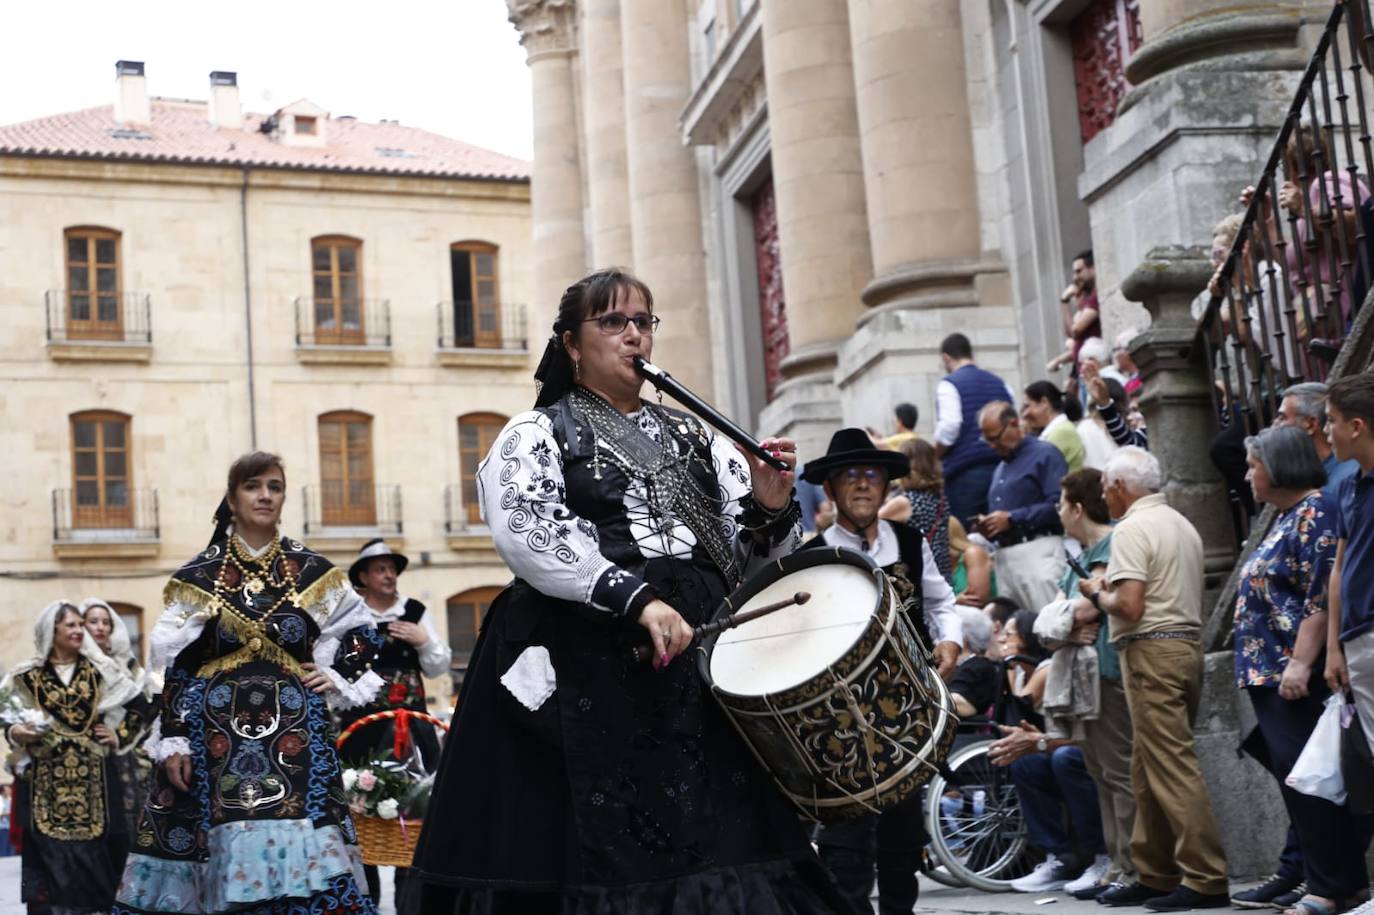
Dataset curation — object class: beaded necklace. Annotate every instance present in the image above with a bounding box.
[197,535,308,679]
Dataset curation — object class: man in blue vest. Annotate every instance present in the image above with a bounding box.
[934,333,1016,526]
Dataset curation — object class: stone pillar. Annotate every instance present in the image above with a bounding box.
[1120,246,1235,572]
[579,0,633,267]
[1081,0,1304,333]
[619,0,714,398]
[508,0,587,338]
[832,0,1018,435]
[754,0,870,461]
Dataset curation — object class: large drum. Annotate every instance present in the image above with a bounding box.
[699,546,957,822]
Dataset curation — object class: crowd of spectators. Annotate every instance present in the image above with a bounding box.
[830,297,1374,914]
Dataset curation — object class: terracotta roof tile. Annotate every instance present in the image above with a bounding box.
[0,99,530,182]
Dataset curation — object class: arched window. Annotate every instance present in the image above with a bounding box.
[318,410,375,525]
[311,235,363,344]
[458,413,507,525]
[108,601,144,664]
[446,586,502,684]
[450,241,500,348]
[70,410,132,528]
[64,226,123,340]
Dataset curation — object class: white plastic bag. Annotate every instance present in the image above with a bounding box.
[1286,693,1347,804]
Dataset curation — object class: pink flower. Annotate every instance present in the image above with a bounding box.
[356,770,378,791]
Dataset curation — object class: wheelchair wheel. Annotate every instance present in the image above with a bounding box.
[924,739,1037,892]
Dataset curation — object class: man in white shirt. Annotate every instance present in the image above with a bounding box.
[800,427,962,915]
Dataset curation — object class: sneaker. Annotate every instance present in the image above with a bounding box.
[1066,855,1113,895]
[1233,875,1303,909]
[1143,886,1230,912]
[1270,884,1308,910]
[1011,855,1071,893]
[1099,882,1170,907]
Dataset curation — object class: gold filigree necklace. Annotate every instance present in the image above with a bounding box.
[197,536,307,679]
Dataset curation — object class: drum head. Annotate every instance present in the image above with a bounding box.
[708,558,879,696]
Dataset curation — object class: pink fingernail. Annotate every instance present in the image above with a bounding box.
[661,652,669,665]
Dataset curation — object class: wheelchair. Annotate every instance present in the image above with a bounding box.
[920,654,1042,892]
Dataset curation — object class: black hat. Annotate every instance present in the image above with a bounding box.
[348,538,410,588]
[801,428,911,485]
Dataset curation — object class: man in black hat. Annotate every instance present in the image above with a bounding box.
[802,427,963,915]
[341,537,451,902]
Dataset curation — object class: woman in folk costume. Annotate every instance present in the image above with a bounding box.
[81,598,161,842]
[4,600,146,914]
[404,268,854,915]
[113,451,385,915]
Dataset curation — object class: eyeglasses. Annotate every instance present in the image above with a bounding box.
[832,467,884,485]
[583,313,661,335]
[982,423,1010,445]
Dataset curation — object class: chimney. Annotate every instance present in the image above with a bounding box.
[114,60,150,126]
[208,71,241,129]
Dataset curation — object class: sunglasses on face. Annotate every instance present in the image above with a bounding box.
[583,312,661,335]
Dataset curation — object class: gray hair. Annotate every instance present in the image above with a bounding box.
[1283,382,1329,425]
[958,605,994,655]
[1078,336,1111,365]
[1245,425,1327,491]
[1103,446,1162,494]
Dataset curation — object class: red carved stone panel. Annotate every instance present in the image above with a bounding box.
[751,178,789,401]
[1071,0,1143,144]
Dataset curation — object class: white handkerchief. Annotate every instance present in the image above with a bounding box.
[500,645,557,712]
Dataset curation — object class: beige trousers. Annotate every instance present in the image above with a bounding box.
[1119,639,1228,895]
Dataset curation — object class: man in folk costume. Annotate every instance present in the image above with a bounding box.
[338,538,451,903]
[801,428,963,915]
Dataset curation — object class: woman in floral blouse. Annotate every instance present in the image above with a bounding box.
[1234,426,1373,915]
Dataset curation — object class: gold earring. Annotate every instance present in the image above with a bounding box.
[573,361,581,381]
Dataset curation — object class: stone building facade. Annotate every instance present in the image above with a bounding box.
[507,0,1335,877]
[0,62,534,709]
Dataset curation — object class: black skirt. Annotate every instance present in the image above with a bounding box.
[404,559,854,915]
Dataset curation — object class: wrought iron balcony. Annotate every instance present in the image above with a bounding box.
[52,487,160,547]
[294,297,391,348]
[443,483,486,534]
[45,290,152,345]
[436,301,527,352]
[301,483,402,535]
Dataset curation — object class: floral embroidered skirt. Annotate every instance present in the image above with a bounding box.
[112,660,377,915]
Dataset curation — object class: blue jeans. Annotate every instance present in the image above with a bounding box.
[1010,745,1106,860]
[945,463,995,529]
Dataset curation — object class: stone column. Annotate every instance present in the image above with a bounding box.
[1082,0,1304,334]
[833,0,1018,434]
[579,0,633,267]
[509,0,587,338]
[753,0,870,460]
[619,0,714,398]
[757,0,870,379]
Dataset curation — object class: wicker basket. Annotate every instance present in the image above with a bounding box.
[354,813,424,867]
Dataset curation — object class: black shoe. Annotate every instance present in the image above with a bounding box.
[1143,887,1230,912]
[1233,876,1303,909]
[1270,886,1308,911]
[1100,882,1171,907]
[1073,883,1114,901]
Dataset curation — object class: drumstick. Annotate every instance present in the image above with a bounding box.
[628,592,811,665]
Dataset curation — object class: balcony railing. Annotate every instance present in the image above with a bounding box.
[436,301,527,351]
[45,290,152,344]
[443,483,486,533]
[301,483,402,535]
[52,487,159,542]
[1199,0,1374,540]
[294,297,391,348]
